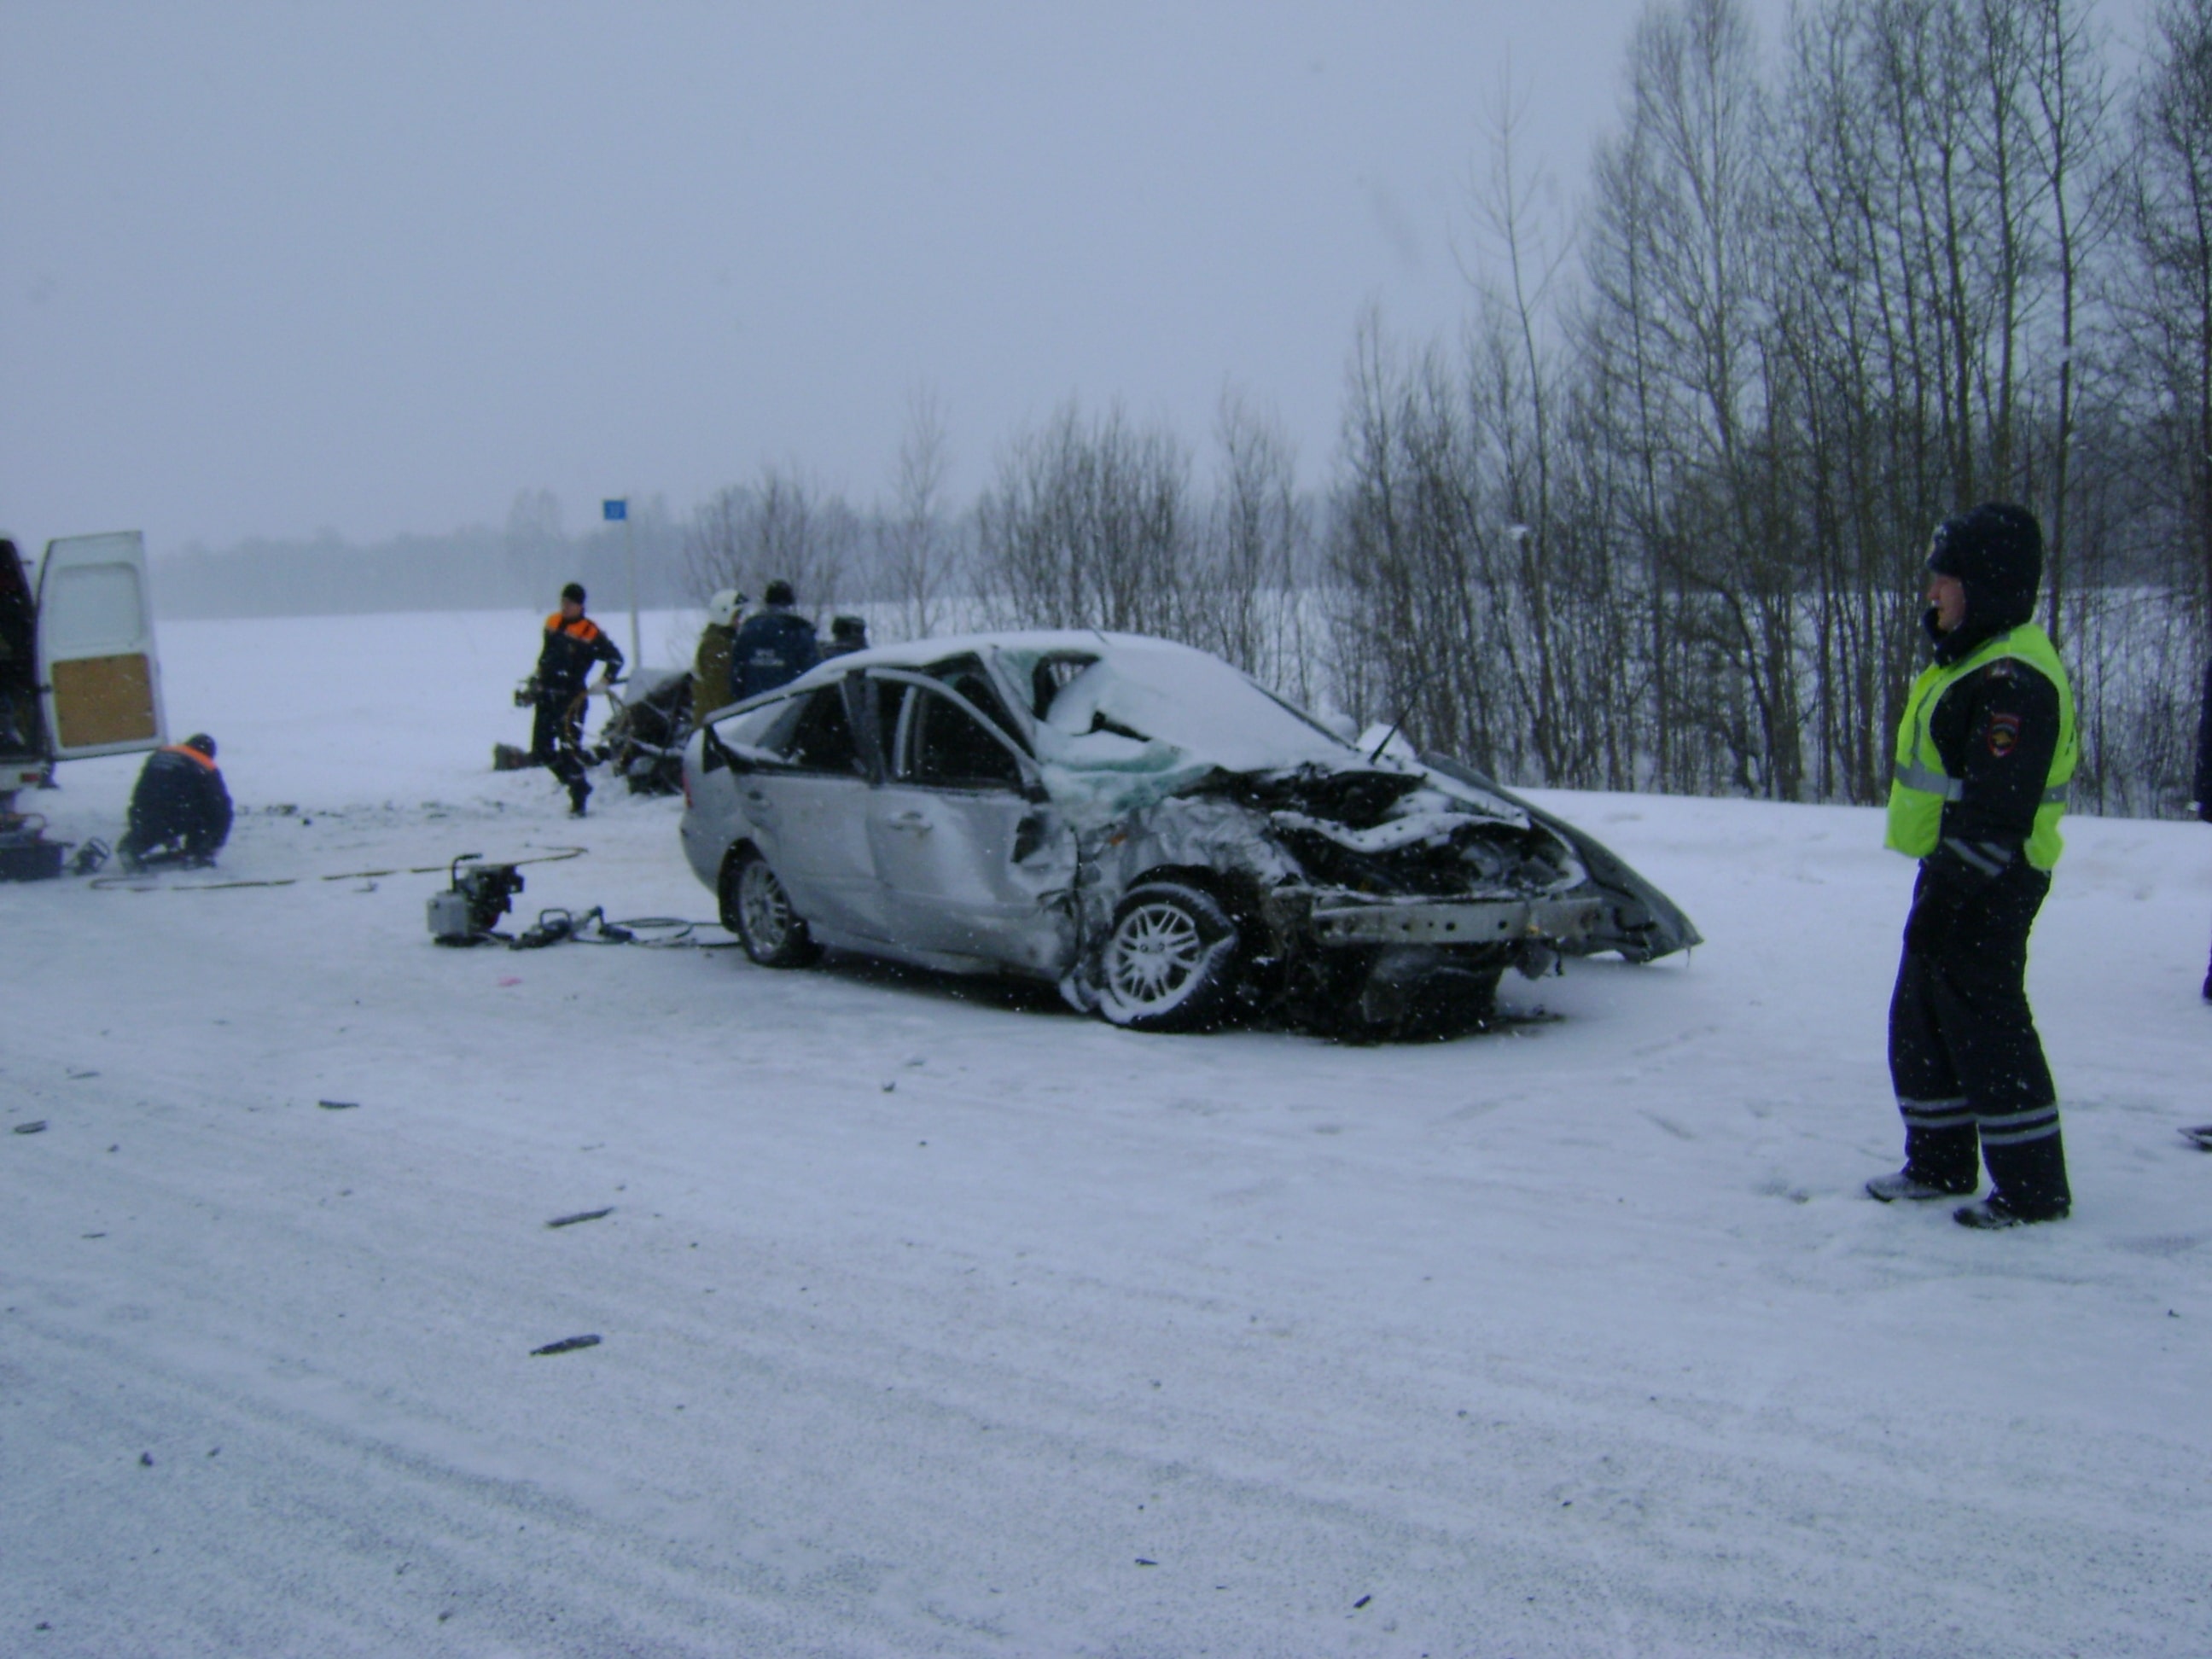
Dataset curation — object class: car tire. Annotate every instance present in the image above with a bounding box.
[1095,882,1241,1033]
[725,848,820,968]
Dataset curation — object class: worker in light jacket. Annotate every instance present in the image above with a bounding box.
[1868,502,2077,1228]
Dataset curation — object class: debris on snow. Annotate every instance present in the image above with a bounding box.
[530,1335,602,1356]
[544,1208,613,1229]
[14,1121,48,1135]
[316,1099,359,1111]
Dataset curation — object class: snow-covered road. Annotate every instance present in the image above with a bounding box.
[4,612,2209,1657]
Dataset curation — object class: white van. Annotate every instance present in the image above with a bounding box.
[1,531,166,812]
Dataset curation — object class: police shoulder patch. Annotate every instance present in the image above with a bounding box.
[1987,711,2023,758]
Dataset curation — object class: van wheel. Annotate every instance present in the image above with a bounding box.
[1096,882,1240,1032]
[725,849,820,967]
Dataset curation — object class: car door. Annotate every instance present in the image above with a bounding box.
[864,669,1078,975]
[683,692,794,890]
[34,532,166,759]
[741,677,885,940]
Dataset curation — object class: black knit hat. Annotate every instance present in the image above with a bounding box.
[561,582,586,605]
[183,733,216,759]
[764,579,795,607]
[1927,501,2042,637]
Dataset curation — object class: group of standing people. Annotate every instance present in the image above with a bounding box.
[520,579,869,817]
[686,580,868,719]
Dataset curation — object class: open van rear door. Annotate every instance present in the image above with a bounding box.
[35,531,166,760]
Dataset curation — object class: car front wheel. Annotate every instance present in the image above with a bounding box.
[725,849,820,968]
[1095,882,1240,1032]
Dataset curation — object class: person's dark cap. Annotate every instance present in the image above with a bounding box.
[183,733,217,759]
[764,579,795,607]
[1928,502,2040,591]
[561,582,586,604]
[831,614,865,640]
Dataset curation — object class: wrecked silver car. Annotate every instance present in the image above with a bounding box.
[678,632,1698,1036]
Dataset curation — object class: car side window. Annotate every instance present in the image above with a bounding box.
[712,695,800,760]
[782,684,864,775]
[904,688,1022,791]
[923,655,1026,751]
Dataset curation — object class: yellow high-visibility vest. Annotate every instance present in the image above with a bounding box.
[1883,622,2076,870]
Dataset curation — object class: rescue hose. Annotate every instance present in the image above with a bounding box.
[88,844,590,893]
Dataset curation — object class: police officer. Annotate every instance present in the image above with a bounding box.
[531,583,623,816]
[118,734,232,870]
[727,579,818,701]
[1869,502,2077,1228]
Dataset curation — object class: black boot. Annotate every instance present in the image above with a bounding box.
[1977,1125,2071,1224]
[568,777,591,818]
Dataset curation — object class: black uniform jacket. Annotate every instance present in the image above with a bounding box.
[537,614,625,700]
[1921,612,2061,899]
[728,609,819,701]
[131,745,233,851]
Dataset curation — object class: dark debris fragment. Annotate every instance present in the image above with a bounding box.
[317,1099,359,1111]
[13,1121,48,1136]
[545,1208,613,1229]
[530,1334,602,1356]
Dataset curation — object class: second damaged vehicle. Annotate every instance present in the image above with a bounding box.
[678,632,1698,1037]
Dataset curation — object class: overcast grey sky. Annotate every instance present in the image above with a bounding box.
[2,1,1782,552]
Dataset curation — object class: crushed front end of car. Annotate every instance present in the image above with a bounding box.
[1060,760,1623,1039]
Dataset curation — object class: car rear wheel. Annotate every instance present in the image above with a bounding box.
[725,849,820,968]
[1096,882,1240,1032]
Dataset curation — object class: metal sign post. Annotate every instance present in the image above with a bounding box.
[602,498,637,672]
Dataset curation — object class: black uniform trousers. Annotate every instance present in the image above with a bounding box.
[1888,859,2071,1214]
[530,690,591,803]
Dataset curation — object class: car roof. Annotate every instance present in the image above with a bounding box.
[778,629,1198,696]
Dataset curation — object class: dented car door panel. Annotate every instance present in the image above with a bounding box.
[864,673,1077,974]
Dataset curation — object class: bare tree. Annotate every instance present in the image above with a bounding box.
[975,400,1195,638]
[684,463,859,623]
[879,387,959,641]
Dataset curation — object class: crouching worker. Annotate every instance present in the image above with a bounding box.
[531,582,623,816]
[1871,503,2077,1228]
[119,734,232,870]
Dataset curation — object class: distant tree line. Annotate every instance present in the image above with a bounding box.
[163,0,2212,818]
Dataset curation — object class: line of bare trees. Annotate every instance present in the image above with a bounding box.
[676,0,2211,818]
[1332,0,2212,814]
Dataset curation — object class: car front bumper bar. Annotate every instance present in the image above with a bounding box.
[1307,894,1606,948]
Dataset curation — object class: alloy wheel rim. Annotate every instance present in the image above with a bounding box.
[739,862,791,953]
[1106,900,1205,1007]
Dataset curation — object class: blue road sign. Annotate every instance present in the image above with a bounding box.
[602,498,627,521]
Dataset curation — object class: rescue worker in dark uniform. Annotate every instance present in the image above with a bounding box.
[2195,655,2212,1000]
[821,614,870,659]
[118,734,232,869]
[530,583,623,816]
[1869,502,2077,1228]
[727,579,818,701]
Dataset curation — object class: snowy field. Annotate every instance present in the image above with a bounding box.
[5,609,2210,1659]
